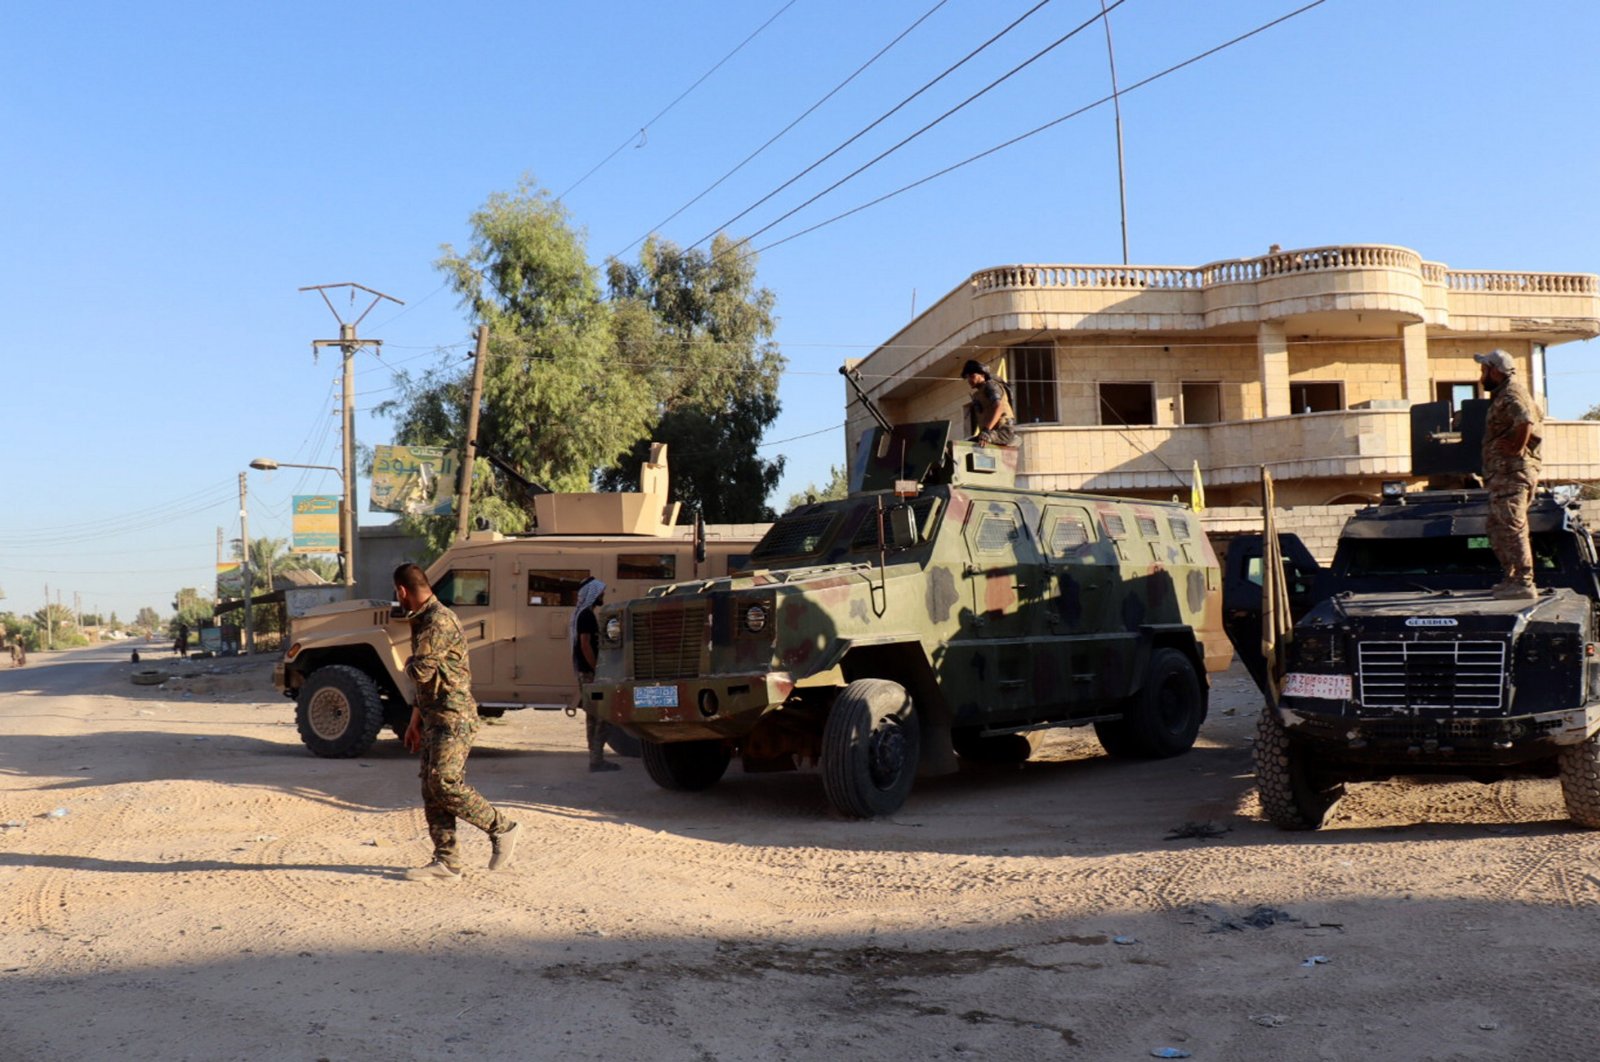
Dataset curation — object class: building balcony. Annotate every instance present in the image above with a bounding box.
[1013,412,1600,497]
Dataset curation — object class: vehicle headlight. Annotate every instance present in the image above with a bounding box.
[744,603,769,633]
[604,616,623,643]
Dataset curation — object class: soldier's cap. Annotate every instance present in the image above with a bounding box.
[1473,349,1516,374]
[960,359,988,379]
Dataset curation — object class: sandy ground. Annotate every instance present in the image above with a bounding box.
[4,645,1600,1061]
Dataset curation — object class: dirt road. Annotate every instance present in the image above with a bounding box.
[3,645,1599,1061]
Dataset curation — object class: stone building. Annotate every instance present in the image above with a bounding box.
[846,244,1600,511]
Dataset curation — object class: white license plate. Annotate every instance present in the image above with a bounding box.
[633,684,679,709]
[1281,672,1352,701]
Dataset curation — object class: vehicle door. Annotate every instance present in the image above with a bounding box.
[960,498,1047,719]
[514,553,596,706]
[1221,533,1323,695]
[1036,503,1124,708]
[429,555,501,695]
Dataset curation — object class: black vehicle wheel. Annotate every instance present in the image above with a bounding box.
[296,664,386,758]
[952,728,1042,765]
[1557,731,1600,828]
[1095,648,1204,759]
[641,739,731,791]
[605,728,643,759]
[1253,705,1344,830]
[821,679,920,818]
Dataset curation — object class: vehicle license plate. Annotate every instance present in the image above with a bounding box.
[1281,672,1352,700]
[633,684,679,709]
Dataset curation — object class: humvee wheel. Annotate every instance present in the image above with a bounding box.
[296,665,386,758]
[1253,705,1344,830]
[1557,731,1600,828]
[1095,648,1203,759]
[953,729,1043,765]
[822,679,920,818]
[641,739,731,791]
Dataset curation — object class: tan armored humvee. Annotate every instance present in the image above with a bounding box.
[272,460,767,758]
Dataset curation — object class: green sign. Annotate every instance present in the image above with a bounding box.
[371,445,457,516]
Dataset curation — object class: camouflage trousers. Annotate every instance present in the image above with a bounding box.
[1486,470,1536,584]
[578,671,608,765]
[419,718,509,867]
[975,419,1016,446]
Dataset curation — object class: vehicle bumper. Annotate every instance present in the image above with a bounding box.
[589,671,796,742]
[1277,697,1598,767]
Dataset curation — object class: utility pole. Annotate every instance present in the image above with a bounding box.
[454,324,491,543]
[239,472,254,655]
[1100,0,1130,265]
[301,282,404,595]
[74,591,81,630]
[44,582,52,650]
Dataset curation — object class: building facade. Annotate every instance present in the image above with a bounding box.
[847,244,1600,507]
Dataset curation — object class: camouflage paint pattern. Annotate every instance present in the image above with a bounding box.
[1483,377,1543,585]
[405,597,477,725]
[419,717,509,867]
[591,427,1230,760]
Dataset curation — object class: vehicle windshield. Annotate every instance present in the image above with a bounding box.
[750,495,941,565]
[1341,532,1563,579]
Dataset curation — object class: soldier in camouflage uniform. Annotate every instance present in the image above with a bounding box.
[963,359,1017,446]
[1476,349,1543,600]
[393,563,520,881]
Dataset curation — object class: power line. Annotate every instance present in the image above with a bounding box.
[612,0,951,261]
[726,0,1128,252]
[690,0,1058,249]
[556,0,802,203]
[749,0,1332,259]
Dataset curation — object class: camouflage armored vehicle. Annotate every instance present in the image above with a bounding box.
[1226,402,1600,830]
[272,480,765,758]
[587,421,1233,818]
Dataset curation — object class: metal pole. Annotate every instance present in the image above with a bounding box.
[1100,0,1130,265]
[44,582,52,650]
[239,472,254,655]
[341,323,358,592]
[455,324,490,543]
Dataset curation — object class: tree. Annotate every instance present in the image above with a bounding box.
[169,589,214,639]
[784,464,849,513]
[378,177,658,557]
[599,234,786,522]
[135,607,161,632]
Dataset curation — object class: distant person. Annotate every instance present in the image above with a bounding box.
[962,359,1017,446]
[1476,349,1543,600]
[570,578,620,773]
[394,562,519,882]
[174,622,190,658]
[10,635,24,668]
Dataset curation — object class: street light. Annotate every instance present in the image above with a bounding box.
[249,458,354,591]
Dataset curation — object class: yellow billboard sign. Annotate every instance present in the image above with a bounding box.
[293,495,341,553]
[371,445,457,516]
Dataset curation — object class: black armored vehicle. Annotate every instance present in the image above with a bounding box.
[1227,403,1600,830]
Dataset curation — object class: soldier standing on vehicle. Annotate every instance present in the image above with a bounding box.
[963,359,1017,446]
[570,577,620,773]
[1476,349,1543,600]
[394,562,520,881]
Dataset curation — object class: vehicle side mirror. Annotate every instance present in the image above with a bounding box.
[887,505,918,548]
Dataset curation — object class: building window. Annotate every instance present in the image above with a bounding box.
[1006,343,1058,423]
[1180,381,1223,424]
[1099,382,1155,426]
[1434,381,1479,412]
[1289,381,1343,414]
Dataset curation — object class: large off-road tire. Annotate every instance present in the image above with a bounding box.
[1253,705,1344,830]
[296,664,386,759]
[952,728,1043,765]
[821,679,921,818]
[1094,648,1204,759]
[641,739,731,791]
[1557,731,1600,828]
[605,728,643,759]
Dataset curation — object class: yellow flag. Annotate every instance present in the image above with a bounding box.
[1190,459,1206,513]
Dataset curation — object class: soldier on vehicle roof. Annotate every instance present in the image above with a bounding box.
[1476,348,1543,600]
[962,359,1017,447]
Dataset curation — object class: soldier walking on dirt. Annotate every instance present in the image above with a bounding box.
[394,562,520,881]
[571,577,620,773]
[1476,349,1543,600]
[9,634,24,668]
[962,359,1017,446]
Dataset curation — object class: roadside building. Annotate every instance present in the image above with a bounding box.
[847,244,1600,517]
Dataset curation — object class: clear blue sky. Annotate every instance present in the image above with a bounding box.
[3,0,1597,621]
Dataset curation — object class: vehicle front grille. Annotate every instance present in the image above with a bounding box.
[1356,638,1507,713]
[631,603,708,680]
